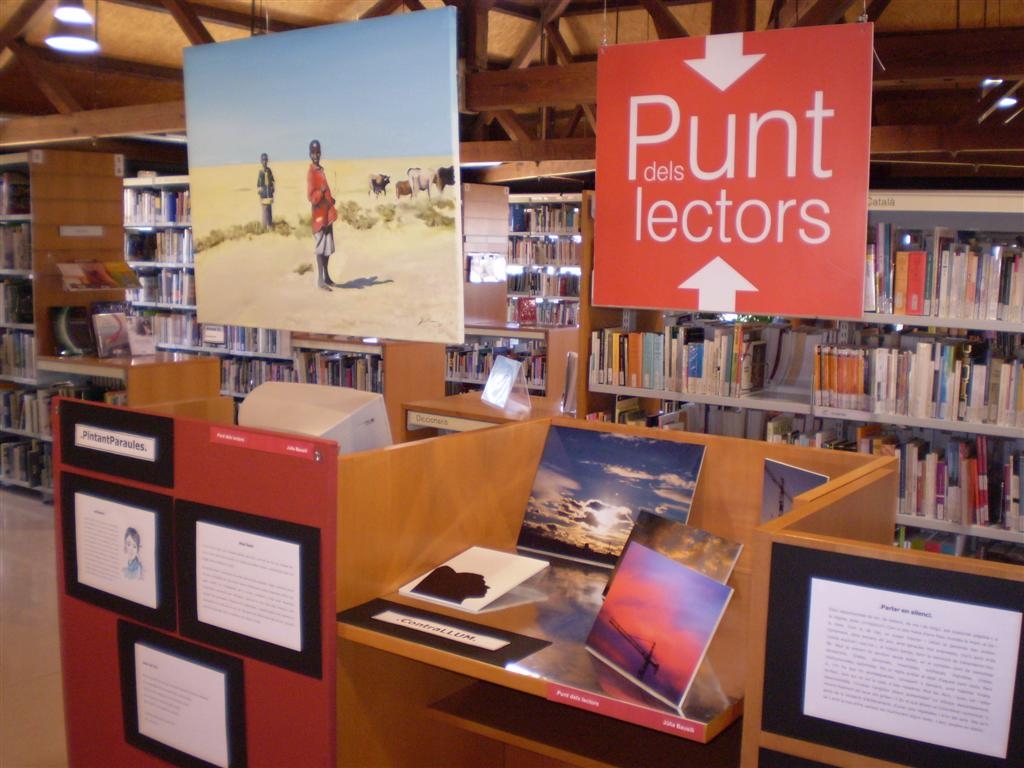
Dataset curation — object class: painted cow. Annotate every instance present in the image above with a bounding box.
[407,167,433,198]
[368,173,390,198]
[433,165,455,194]
[395,180,413,200]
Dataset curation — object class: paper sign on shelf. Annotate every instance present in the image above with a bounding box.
[594,23,874,317]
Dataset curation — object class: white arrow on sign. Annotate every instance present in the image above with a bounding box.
[684,32,764,92]
[679,256,758,312]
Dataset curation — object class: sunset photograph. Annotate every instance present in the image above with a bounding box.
[516,426,706,567]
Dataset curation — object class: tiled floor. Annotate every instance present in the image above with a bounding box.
[0,487,68,768]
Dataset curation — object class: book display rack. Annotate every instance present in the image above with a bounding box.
[334,416,896,766]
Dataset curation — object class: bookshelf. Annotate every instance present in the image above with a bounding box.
[445,323,577,399]
[506,193,582,327]
[0,149,124,496]
[578,189,1024,554]
[334,416,897,766]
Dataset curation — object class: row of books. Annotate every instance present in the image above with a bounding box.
[507,296,578,327]
[507,235,580,266]
[0,280,32,324]
[130,271,197,306]
[868,224,1022,322]
[590,321,799,398]
[446,343,548,390]
[0,437,50,490]
[150,314,289,357]
[507,270,580,299]
[813,337,1023,427]
[0,328,35,379]
[124,187,191,226]
[896,435,1021,532]
[220,358,297,397]
[0,171,30,216]
[292,349,383,392]
[125,229,194,264]
[0,222,31,270]
[509,202,579,234]
[0,381,117,437]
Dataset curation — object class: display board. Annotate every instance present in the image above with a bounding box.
[53,398,339,767]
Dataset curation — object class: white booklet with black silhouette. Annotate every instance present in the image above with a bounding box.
[399,546,549,613]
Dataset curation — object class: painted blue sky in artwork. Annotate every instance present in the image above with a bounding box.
[183,8,458,167]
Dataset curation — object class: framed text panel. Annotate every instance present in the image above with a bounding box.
[61,472,176,629]
[176,500,322,678]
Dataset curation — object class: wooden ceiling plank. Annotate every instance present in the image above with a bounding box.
[874,28,1024,84]
[793,0,859,28]
[158,0,216,45]
[870,123,1024,153]
[7,38,82,115]
[638,0,689,38]
[508,0,572,68]
[0,0,48,54]
[29,43,183,82]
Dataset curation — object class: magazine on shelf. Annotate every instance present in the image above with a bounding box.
[585,541,733,712]
[57,260,141,291]
[760,459,830,523]
[127,315,157,356]
[516,424,706,568]
[92,311,131,358]
[398,546,549,613]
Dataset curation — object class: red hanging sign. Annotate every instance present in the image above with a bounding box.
[594,24,874,316]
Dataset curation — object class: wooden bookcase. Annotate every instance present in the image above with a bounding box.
[333,417,897,767]
[742,470,1024,767]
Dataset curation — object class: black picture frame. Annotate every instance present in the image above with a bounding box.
[763,543,1024,768]
[61,472,176,630]
[59,398,174,488]
[117,621,247,768]
[175,500,322,679]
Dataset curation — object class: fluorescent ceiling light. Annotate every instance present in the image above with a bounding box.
[54,0,93,25]
[45,19,99,53]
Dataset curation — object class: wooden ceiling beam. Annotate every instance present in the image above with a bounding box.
[29,43,183,82]
[159,0,215,45]
[0,0,47,54]
[792,0,859,27]
[870,123,1024,154]
[460,137,596,163]
[104,0,303,33]
[507,0,572,69]
[7,38,82,115]
[639,0,689,38]
[874,28,1024,84]
[465,62,596,111]
[492,109,535,141]
[360,0,406,18]
[477,159,596,182]
[709,0,756,34]
[0,101,186,146]
[460,0,493,71]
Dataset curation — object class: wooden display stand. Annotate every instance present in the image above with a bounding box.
[742,475,1024,767]
[334,417,898,767]
[404,391,565,434]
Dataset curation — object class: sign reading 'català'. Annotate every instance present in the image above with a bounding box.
[594,24,874,316]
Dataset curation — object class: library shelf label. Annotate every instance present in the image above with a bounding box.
[594,23,873,317]
[546,682,711,741]
[338,598,550,666]
[118,621,246,768]
[209,425,323,462]
[74,423,156,461]
[805,577,1021,759]
[371,609,510,651]
[60,399,174,487]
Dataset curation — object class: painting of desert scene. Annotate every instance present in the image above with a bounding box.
[190,156,463,343]
[183,9,464,344]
